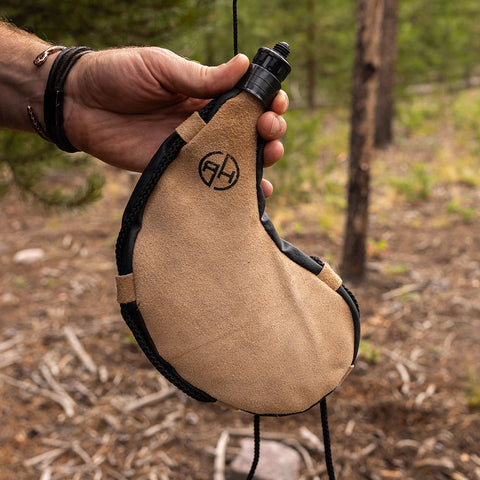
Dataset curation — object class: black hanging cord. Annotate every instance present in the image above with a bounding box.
[246,414,261,480]
[320,398,336,480]
[233,0,239,55]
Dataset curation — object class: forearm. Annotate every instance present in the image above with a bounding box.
[0,22,53,132]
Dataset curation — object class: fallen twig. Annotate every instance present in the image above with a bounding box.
[0,373,75,417]
[24,448,66,468]
[64,326,98,374]
[382,283,421,301]
[213,431,229,480]
[40,467,52,480]
[40,363,77,414]
[124,388,176,412]
[395,363,411,396]
[0,334,24,353]
[299,426,325,454]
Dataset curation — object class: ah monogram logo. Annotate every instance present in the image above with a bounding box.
[198,151,240,191]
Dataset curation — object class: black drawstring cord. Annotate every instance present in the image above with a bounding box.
[320,398,336,480]
[246,414,261,480]
[233,0,239,55]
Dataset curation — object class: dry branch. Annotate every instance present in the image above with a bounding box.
[0,373,75,417]
[299,426,325,454]
[40,363,77,413]
[382,283,421,301]
[24,448,66,468]
[395,363,411,396]
[64,326,98,374]
[213,431,229,480]
[124,388,176,412]
[0,334,24,352]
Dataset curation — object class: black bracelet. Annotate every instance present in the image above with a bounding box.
[43,46,94,153]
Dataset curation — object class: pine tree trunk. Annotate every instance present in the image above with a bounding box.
[342,0,383,282]
[375,0,399,148]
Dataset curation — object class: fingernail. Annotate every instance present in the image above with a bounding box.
[270,115,286,137]
[270,116,280,136]
[228,53,249,64]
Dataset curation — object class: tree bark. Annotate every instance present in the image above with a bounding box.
[342,0,383,282]
[375,0,399,148]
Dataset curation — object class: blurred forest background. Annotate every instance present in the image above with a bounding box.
[2,0,480,216]
[1,1,480,479]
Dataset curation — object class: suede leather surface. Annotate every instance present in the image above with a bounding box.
[130,92,355,415]
[115,273,135,304]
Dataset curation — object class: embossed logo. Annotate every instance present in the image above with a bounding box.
[198,151,239,191]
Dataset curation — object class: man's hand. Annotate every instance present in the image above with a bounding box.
[64,47,288,196]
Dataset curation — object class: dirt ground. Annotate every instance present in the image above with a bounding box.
[0,162,479,480]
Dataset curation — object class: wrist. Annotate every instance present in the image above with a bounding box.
[0,23,55,132]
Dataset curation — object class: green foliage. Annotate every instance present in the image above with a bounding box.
[397,1,480,87]
[390,163,432,203]
[0,132,104,208]
[466,370,480,410]
[2,1,480,209]
[3,0,480,104]
[384,264,409,276]
[396,97,444,137]
[359,339,380,365]
[446,200,477,224]
[0,0,212,51]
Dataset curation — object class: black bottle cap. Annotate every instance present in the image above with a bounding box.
[237,42,291,108]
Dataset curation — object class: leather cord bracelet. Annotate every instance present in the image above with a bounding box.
[27,45,66,141]
[43,46,94,152]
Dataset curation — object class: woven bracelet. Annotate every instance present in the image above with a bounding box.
[43,46,94,153]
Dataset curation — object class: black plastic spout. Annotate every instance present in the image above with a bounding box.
[237,42,291,108]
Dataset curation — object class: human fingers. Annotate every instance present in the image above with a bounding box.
[257,111,287,142]
[270,90,289,115]
[263,140,284,168]
[260,178,274,198]
[153,49,250,99]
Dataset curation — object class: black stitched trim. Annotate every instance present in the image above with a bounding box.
[336,285,361,363]
[116,133,186,275]
[255,136,324,275]
[121,302,216,402]
[255,137,361,365]
[310,255,325,269]
[198,88,242,122]
[115,91,244,403]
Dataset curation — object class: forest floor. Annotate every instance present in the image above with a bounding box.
[1,136,479,480]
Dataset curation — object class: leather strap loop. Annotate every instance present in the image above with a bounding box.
[43,46,94,152]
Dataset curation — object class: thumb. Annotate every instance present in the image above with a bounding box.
[160,51,250,98]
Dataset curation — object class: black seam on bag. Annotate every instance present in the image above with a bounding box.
[115,91,244,403]
[115,133,186,275]
[310,255,325,269]
[254,139,361,365]
[198,88,242,122]
[336,285,361,363]
[242,388,337,417]
[255,136,323,275]
[121,301,216,402]
[116,90,243,275]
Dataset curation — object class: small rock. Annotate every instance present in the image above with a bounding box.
[228,439,301,480]
[1,292,19,305]
[13,248,45,264]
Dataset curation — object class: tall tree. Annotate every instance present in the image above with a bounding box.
[375,0,399,148]
[342,0,383,282]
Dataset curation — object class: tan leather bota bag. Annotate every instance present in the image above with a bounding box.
[115,43,360,477]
